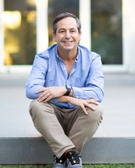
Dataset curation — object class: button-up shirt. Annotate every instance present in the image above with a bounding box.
[25,44,104,108]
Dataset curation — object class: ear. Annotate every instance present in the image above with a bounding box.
[79,31,82,41]
[52,32,56,42]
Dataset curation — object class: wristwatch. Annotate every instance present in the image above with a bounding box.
[64,85,72,96]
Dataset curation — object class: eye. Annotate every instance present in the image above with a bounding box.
[59,29,65,33]
[70,29,76,33]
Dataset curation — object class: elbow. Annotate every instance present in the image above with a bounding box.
[91,88,104,103]
[25,87,39,99]
[25,86,35,99]
[97,90,104,103]
[26,90,32,99]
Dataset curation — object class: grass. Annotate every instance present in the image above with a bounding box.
[0,165,135,168]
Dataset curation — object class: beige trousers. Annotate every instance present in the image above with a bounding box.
[29,100,103,158]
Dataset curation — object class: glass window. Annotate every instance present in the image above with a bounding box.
[3,0,36,65]
[48,0,79,45]
[91,0,122,64]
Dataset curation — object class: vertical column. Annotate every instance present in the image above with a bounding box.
[36,0,48,52]
[79,0,91,49]
[0,0,4,70]
[123,0,135,73]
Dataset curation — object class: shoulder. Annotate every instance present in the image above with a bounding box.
[78,44,100,59]
[35,44,57,59]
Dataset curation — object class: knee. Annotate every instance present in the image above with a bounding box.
[29,99,40,111]
[29,100,41,117]
[86,104,103,123]
[29,100,54,117]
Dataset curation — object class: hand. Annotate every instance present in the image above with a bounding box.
[68,97,99,115]
[36,86,66,102]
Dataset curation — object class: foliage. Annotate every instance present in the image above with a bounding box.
[0,164,135,168]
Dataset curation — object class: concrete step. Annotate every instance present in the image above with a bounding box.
[0,137,135,164]
[0,74,135,164]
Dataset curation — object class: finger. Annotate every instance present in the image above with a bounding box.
[85,102,96,111]
[44,95,53,102]
[81,105,88,115]
[93,101,99,105]
[87,99,99,105]
[37,92,47,101]
[36,88,46,94]
[88,104,95,111]
[37,95,45,102]
[87,99,97,102]
[38,92,52,102]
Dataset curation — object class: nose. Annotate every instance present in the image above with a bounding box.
[65,31,71,38]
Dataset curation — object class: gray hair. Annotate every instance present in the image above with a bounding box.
[53,12,81,34]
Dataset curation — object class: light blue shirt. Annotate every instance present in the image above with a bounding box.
[25,44,104,108]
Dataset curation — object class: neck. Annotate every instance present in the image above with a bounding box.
[58,48,78,61]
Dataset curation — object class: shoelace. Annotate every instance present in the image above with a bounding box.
[54,155,66,164]
[66,151,80,165]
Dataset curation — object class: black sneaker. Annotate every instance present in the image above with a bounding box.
[53,155,67,168]
[66,151,82,168]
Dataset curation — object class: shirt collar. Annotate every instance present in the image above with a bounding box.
[75,47,80,62]
[55,45,80,62]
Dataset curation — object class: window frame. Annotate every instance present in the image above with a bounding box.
[0,0,134,73]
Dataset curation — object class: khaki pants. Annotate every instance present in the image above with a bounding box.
[29,100,103,158]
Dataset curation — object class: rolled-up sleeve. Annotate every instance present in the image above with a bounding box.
[25,54,48,99]
[72,54,104,102]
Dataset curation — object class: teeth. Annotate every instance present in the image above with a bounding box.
[64,41,72,43]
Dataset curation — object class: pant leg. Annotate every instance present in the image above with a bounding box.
[52,105,80,136]
[68,104,103,154]
[29,100,75,158]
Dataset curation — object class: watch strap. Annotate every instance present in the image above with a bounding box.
[64,85,71,96]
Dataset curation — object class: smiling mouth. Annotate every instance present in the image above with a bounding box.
[63,41,73,43]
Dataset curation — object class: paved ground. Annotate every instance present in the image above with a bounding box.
[0,73,135,138]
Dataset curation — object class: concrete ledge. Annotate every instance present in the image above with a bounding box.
[0,137,135,164]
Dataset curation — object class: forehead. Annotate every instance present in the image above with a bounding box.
[56,17,78,29]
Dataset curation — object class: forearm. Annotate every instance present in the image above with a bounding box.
[58,95,99,114]
[72,86,104,103]
[59,86,104,103]
[26,85,67,100]
[58,95,71,103]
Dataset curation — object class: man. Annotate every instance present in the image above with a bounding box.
[26,12,104,168]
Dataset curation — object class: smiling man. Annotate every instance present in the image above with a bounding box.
[25,12,104,168]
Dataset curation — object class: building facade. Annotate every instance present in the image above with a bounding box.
[0,0,135,73]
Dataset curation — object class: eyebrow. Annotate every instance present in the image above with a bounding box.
[58,28,77,31]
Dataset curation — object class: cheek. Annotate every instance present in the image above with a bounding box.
[75,36,81,43]
[53,36,61,43]
[73,34,81,42]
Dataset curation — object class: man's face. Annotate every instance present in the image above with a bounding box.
[53,17,81,52]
